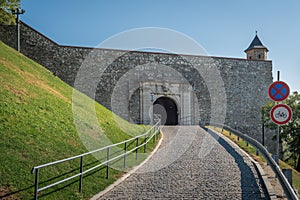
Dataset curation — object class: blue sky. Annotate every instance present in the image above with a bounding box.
[21,0,300,92]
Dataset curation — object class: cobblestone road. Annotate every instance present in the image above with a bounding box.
[95,126,268,199]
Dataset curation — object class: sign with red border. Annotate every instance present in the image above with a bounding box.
[268,81,290,102]
[270,104,292,125]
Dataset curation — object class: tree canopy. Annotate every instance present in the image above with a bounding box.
[262,91,300,171]
[0,0,20,25]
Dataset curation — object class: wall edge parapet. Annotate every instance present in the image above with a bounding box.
[0,21,272,64]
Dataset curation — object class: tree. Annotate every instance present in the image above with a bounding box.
[262,92,300,171]
[281,92,300,171]
[262,100,276,129]
[0,0,20,25]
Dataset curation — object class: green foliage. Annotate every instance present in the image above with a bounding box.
[0,41,153,199]
[0,0,20,25]
[281,92,300,171]
[262,92,300,171]
[261,100,276,130]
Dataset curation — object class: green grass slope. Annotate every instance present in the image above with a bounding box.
[0,41,148,199]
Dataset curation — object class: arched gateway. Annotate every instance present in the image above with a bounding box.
[153,97,178,125]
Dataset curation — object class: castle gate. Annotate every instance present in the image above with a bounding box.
[138,81,196,125]
[153,97,178,125]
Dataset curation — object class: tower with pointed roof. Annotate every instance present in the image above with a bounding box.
[245,32,268,60]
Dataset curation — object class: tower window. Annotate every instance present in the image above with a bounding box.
[258,54,261,59]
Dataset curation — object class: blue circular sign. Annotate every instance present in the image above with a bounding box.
[268,81,290,102]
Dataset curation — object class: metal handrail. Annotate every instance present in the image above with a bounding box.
[31,120,161,200]
[206,122,299,200]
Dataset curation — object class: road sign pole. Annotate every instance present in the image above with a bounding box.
[276,71,279,164]
[276,125,280,164]
[268,75,293,165]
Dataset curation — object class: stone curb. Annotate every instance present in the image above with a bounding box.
[90,130,164,200]
[254,161,278,200]
[210,128,278,200]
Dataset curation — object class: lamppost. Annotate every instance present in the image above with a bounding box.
[11,8,25,52]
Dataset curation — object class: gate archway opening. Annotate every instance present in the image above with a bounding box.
[153,97,178,125]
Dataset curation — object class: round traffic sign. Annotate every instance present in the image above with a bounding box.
[270,104,293,125]
[268,81,290,102]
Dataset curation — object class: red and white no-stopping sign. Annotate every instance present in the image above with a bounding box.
[268,81,290,102]
[270,104,293,125]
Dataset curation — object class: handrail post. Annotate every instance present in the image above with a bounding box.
[144,135,147,153]
[124,142,127,169]
[153,128,155,143]
[34,168,39,200]
[106,147,110,179]
[136,138,138,160]
[79,156,83,193]
[30,123,163,199]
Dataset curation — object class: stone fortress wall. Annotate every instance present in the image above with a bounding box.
[0,22,275,151]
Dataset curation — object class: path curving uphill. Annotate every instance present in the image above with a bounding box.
[94,126,268,199]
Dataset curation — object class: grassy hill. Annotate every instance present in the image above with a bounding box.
[0,41,148,199]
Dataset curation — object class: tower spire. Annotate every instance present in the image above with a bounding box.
[244,32,268,60]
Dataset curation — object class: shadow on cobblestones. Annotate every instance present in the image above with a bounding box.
[205,128,269,200]
[95,126,269,199]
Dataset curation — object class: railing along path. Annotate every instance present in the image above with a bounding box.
[31,120,161,200]
[207,122,299,200]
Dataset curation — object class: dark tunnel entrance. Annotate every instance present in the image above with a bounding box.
[153,97,178,125]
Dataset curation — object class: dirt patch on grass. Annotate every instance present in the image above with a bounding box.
[4,84,32,98]
[0,186,10,197]
[0,58,70,103]
[88,129,102,140]
[33,79,70,103]
[0,186,21,200]
[68,139,78,147]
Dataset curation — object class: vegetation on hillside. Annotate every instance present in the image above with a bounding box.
[0,41,150,199]
[262,92,300,171]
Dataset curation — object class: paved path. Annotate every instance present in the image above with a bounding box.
[95,126,268,199]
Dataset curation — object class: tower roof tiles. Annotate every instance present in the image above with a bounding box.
[244,34,269,52]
